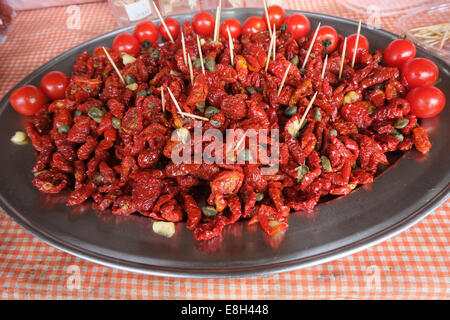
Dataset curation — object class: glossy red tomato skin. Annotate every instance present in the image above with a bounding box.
[263,5,286,29]
[316,25,338,54]
[242,16,267,35]
[133,21,159,44]
[401,57,439,89]
[406,86,446,118]
[285,14,310,39]
[341,33,369,63]
[192,11,215,36]
[220,18,241,39]
[159,18,180,41]
[383,39,416,68]
[10,85,47,116]
[112,33,140,55]
[40,71,70,101]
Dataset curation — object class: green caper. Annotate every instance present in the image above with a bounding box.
[255,192,264,202]
[193,58,202,69]
[246,87,257,95]
[290,55,299,66]
[390,129,404,142]
[112,117,121,130]
[136,90,148,98]
[151,49,160,60]
[238,148,252,162]
[313,108,322,121]
[201,206,218,217]
[321,155,332,172]
[93,172,102,184]
[284,106,297,117]
[280,24,287,32]
[205,106,220,118]
[210,120,222,128]
[125,74,137,85]
[295,164,309,183]
[57,124,71,134]
[195,102,206,112]
[87,106,106,123]
[147,47,154,54]
[330,129,338,136]
[394,118,409,129]
[141,39,151,49]
[204,56,216,72]
[74,110,82,117]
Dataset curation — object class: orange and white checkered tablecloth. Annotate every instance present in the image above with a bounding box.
[0,0,448,300]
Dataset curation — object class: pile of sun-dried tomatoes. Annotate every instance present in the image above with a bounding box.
[23,11,436,241]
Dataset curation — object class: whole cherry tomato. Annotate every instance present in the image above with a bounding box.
[263,5,286,29]
[242,16,267,35]
[383,39,416,68]
[316,25,338,54]
[220,18,241,39]
[40,71,70,100]
[159,17,180,41]
[10,85,46,116]
[112,33,140,55]
[401,57,438,89]
[341,33,369,64]
[192,11,215,36]
[406,86,446,118]
[133,21,159,44]
[285,13,310,39]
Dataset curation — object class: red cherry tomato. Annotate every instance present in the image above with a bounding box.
[10,85,46,116]
[133,21,159,44]
[40,71,70,101]
[220,18,241,39]
[341,33,369,64]
[112,33,140,55]
[383,39,416,68]
[406,86,446,118]
[192,11,215,36]
[316,25,338,54]
[159,17,180,41]
[285,14,310,39]
[263,5,286,29]
[242,16,267,35]
[401,57,438,89]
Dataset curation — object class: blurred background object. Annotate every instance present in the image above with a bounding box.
[0,0,15,45]
[398,2,449,62]
[5,0,103,11]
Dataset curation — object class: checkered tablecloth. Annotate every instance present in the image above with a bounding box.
[0,0,448,300]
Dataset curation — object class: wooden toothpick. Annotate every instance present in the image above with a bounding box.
[277,63,291,96]
[263,0,273,38]
[321,54,328,79]
[339,37,347,80]
[298,91,318,129]
[214,0,222,42]
[167,87,184,118]
[152,1,174,43]
[187,53,194,85]
[301,22,321,69]
[181,32,187,65]
[196,35,205,75]
[272,24,276,61]
[265,31,275,72]
[161,87,165,113]
[179,112,209,121]
[227,26,234,66]
[102,47,125,84]
[351,20,362,68]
